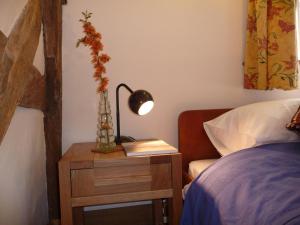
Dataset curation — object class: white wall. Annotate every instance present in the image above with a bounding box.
[0,0,48,224]
[0,108,48,225]
[62,0,300,152]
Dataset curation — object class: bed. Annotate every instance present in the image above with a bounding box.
[178,99,300,225]
[178,108,230,185]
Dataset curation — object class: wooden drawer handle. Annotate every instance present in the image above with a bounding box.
[94,175,152,187]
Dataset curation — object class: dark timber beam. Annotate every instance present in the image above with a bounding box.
[41,0,62,223]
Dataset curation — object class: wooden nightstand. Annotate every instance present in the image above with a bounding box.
[59,142,182,225]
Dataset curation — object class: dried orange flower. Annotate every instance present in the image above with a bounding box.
[76,10,110,93]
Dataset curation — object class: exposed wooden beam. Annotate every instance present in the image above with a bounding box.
[0,31,6,57]
[0,31,46,111]
[19,67,46,110]
[41,0,62,222]
[0,0,41,145]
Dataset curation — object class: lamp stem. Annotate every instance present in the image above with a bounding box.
[116,83,134,145]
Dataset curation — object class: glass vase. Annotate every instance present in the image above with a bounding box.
[95,90,116,153]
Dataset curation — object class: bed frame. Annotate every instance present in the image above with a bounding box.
[178,109,231,185]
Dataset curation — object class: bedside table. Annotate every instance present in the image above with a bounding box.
[59,142,182,225]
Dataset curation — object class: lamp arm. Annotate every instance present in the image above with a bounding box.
[116,83,134,145]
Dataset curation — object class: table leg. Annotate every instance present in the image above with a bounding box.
[168,154,182,225]
[59,161,73,225]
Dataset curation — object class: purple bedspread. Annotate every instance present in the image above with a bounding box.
[181,142,300,225]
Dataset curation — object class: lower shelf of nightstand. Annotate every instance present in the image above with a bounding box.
[72,189,173,207]
[83,203,153,225]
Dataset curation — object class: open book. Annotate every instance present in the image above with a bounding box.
[122,140,178,156]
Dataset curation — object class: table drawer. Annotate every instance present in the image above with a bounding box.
[71,157,172,197]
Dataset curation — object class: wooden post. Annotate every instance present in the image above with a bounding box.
[59,161,73,225]
[41,0,62,222]
[168,154,182,225]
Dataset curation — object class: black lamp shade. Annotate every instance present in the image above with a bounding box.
[116,83,154,145]
[129,90,154,115]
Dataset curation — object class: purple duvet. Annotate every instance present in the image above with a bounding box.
[181,142,300,225]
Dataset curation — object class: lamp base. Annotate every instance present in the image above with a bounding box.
[116,135,136,144]
[91,144,123,153]
[92,136,135,153]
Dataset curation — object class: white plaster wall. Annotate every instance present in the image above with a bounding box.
[0,0,48,224]
[0,0,26,35]
[62,0,300,152]
[0,108,48,225]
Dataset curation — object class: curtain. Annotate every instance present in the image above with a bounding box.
[244,0,298,90]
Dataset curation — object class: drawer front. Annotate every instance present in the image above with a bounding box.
[71,156,172,197]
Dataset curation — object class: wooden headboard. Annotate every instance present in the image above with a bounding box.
[178,109,231,184]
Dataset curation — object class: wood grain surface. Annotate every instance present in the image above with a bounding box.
[0,0,41,144]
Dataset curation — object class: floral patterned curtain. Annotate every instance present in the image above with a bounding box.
[244,0,298,90]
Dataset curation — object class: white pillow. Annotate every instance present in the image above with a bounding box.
[203,99,300,156]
